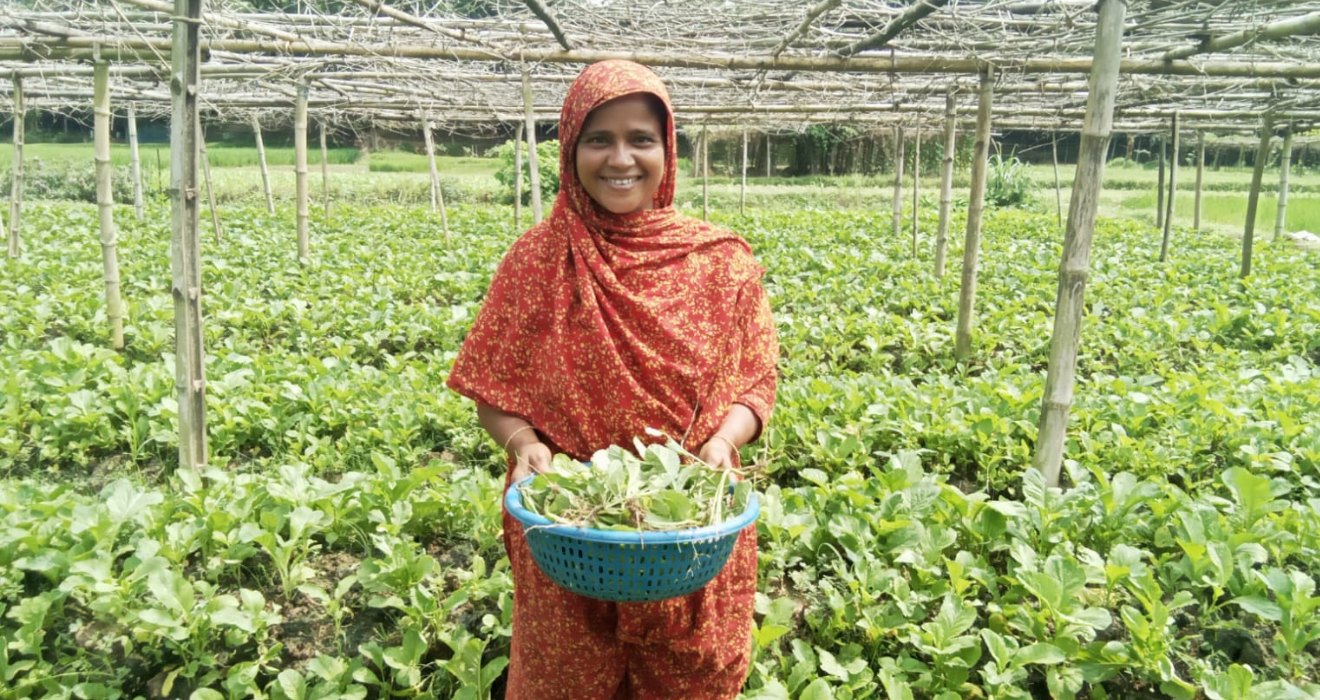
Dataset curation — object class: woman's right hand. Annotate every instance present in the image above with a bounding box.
[510,441,554,484]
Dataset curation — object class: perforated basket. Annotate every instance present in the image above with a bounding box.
[504,475,759,603]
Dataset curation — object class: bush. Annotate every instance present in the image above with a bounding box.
[2,157,141,204]
[493,139,560,206]
[986,153,1034,208]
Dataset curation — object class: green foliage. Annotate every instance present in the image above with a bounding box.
[2,158,141,204]
[986,153,1035,208]
[492,138,560,207]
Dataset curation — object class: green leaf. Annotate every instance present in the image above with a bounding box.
[798,678,834,700]
[1232,595,1282,621]
[1016,642,1066,665]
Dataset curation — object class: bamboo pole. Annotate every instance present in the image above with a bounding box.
[170,0,207,472]
[935,89,956,278]
[740,128,748,215]
[128,102,143,220]
[295,84,309,259]
[1240,115,1274,278]
[1051,131,1062,227]
[1034,0,1126,487]
[513,120,523,229]
[765,133,772,177]
[319,120,330,218]
[1193,131,1205,232]
[911,125,920,257]
[892,125,905,238]
[954,68,993,362]
[8,76,22,259]
[523,69,543,224]
[1159,113,1179,261]
[94,61,125,351]
[251,113,274,214]
[1155,136,1165,229]
[1274,124,1293,240]
[421,113,450,241]
[702,125,710,221]
[197,115,221,242]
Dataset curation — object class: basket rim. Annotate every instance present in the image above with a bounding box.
[504,474,759,544]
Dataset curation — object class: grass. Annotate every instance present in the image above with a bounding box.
[1121,191,1320,233]
[366,151,499,177]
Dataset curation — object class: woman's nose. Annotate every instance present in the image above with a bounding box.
[605,142,634,166]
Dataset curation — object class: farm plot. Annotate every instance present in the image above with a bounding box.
[2,202,1319,699]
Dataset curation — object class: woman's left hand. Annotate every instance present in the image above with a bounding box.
[698,435,737,470]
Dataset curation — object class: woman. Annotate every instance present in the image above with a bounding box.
[447,60,778,700]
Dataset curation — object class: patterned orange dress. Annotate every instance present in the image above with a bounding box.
[447,60,779,700]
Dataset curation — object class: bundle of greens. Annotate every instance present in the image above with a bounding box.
[516,437,754,532]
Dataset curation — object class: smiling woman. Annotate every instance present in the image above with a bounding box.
[575,94,667,214]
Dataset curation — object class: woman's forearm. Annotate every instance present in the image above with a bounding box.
[712,403,760,448]
[477,403,542,454]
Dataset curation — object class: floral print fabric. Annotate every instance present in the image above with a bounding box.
[447,59,779,700]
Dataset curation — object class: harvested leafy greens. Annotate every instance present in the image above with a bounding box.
[516,438,754,532]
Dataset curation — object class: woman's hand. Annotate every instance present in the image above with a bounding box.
[510,442,553,483]
[698,434,738,470]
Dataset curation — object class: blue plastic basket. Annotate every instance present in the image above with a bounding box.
[504,475,759,603]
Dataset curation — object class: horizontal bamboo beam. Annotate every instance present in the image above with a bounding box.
[1164,10,1320,61]
[6,35,1320,79]
[837,0,949,57]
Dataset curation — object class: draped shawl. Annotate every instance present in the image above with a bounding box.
[447,60,777,460]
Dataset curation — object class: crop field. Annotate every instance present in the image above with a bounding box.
[2,195,1320,700]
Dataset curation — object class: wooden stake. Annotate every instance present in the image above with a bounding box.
[251,112,274,214]
[765,133,772,178]
[1240,115,1274,278]
[1156,136,1165,229]
[295,84,309,259]
[513,120,523,229]
[94,61,125,350]
[319,120,330,218]
[1051,131,1062,228]
[128,102,143,220]
[8,76,22,259]
[935,89,956,278]
[421,113,450,242]
[702,124,709,221]
[1193,131,1205,232]
[1159,113,1179,261]
[740,128,748,215]
[1034,0,1126,487]
[954,68,993,362]
[892,125,905,238]
[170,0,207,472]
[197,115,221,242]
[1274,124,1293,239]
[523,70,543,224]
[911,125,920,257]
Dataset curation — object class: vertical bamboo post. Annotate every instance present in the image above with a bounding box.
[197,114,221,242]
[1156,136,1165,228]
[128,103,143,220]
[1240,115,1274,279]
[740,129,748,215]
[93,61,125,351]
[892,125,905,238]
[935,89,956,278]
[1159,113,1179,262]
[319,120,330,218]
[911,125,921,257]
[702,125,710,221]
[1052,131,1063,228]
[295,85,309,259]
[252,112,274,214]
[8,76,23,259]
[765,133,772,178]
[1033,0,1126,487]
[421,113,450,242]
[513,121,523,229]
[523,70,543,224]
[692,129,703,178]
[954,68,994,362]
[1193,131,1205,232]
[170,0,208,472]
[1274,124,1293,240]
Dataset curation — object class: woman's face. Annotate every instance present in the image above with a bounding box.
[575,94,665,214]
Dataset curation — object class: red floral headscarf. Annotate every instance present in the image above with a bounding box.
[447,60,777,460]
